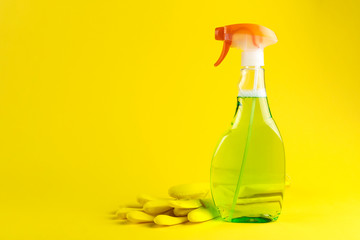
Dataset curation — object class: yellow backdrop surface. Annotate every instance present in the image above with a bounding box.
[1,0,360,239]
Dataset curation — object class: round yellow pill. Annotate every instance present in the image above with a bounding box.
[143,200,172,215]
[188,207,219,223]
[173,208,193,217]
[169,199,202,209]
[116,207,142,219]
[168,183,209,199]
[154,215,188,226]
[126,211,154,223]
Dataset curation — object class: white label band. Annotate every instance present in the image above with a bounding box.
[238,89,267,97]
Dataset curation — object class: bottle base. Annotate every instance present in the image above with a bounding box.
[216,200,282,223]
[225,216,276,223]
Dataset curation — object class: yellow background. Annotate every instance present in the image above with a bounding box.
[1,0,360,239]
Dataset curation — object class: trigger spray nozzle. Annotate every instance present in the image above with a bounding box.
[214,24,278,67]
[214,27,232,67]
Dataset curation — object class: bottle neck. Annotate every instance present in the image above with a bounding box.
[231,66,271,129]
[238,66,266,98]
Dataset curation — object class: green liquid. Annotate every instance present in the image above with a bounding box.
[210,97,285,223]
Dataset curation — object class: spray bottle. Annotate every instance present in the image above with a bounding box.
[210,24,285,223]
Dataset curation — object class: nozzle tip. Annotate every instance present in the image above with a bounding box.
[215,27,224,40]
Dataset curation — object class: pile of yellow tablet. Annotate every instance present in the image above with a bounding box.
[114,183,219,226]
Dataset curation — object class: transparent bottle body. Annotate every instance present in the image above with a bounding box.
[210,67,285,223]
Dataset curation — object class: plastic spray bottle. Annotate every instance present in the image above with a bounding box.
[210,24,285,223]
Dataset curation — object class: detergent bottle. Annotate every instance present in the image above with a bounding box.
[210,24,285,223]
